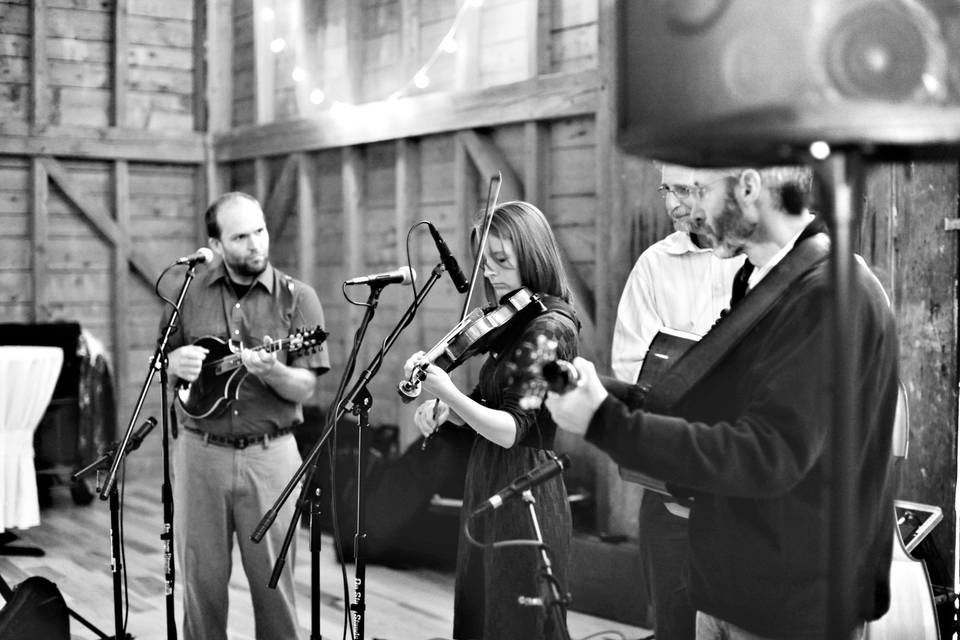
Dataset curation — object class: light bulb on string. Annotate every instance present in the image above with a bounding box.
[260,7,274,21]
[270,38,286,53]
[441,37,458,54]
[292,66,306,82]
[310,89,325,104]
[413,71,430,89]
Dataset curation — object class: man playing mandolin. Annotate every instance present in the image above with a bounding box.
[161,191,330,640]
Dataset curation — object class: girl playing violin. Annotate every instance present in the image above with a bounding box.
[402,201,579,640]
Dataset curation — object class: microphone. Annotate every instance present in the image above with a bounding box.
[344,266,416,287]
[472,454,570,516]
[175,247,214,265]
[73,417,158,480]
[428,223,469,293]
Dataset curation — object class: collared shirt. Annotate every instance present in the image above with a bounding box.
[163,261,330,436]
[612,231,744,383]
[746,227,806,292]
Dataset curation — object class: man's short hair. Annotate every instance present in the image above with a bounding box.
[204,192,261,239]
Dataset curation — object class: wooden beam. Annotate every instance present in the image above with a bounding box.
[214,70,601,161]
[344,0,364,103]
[457,130,523,200]
[400,0,421,82]
[254,157,269,202]
[113,159,130,428]
[295,152,316,281]
[39,156,161,288]
[113,0,128,127]
[262,154,299,238]
[30,158,48,322]
[252,0,275,123]
[30,0,48,130]
[0,126,206,163]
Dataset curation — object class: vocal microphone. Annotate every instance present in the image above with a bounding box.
[176,247,214,265]
[472,454,570,516]
[428,223,469,293]
[344,266,416,287]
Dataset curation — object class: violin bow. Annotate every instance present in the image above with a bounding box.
[460,172,502,319]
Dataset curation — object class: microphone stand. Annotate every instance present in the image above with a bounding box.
[253,263,447,640]
[99,261,201,640]
[519,490,571,640]
[74,417,157,640]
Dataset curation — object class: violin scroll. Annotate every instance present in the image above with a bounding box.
[398,365,427,402]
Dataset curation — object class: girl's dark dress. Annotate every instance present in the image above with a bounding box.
[452,300,578,640]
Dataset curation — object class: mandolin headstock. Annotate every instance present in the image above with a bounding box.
[287,325,328,354]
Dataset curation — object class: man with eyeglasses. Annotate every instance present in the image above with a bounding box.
[611,163,743,640]
[548,166,897,639]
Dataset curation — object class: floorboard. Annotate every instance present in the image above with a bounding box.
[0,471,649,640]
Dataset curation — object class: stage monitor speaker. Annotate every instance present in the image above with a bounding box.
[618,0,960,165]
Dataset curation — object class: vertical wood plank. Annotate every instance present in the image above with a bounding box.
[30,0,48,130]
[400,0,421,81]
[253,0,275,123]
[113,0,129,127]
[453,135,480,385]
[455,0,480,91]
[344,0,364,103]
[296,152,316,281]
[113,160,130,429]
[523,122,548,206]
[206,0,234,134]
[342,146,363,326]
[193,0,208,131]
[254,157,269,202]
[593,0,639,536]
[527,0,553,77]
[30,159,49,322]
[396,138,422,450]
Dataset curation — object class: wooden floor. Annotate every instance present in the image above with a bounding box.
[0,471,649,640]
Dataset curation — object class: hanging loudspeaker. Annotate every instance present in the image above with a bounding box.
[618,0,960,165]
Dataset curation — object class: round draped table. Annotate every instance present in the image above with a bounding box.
[0,346,64,531]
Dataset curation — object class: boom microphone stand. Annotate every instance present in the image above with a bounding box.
[74,416,158,640]
[518,490,571,640]
[254,263,448,640]
[99,259,203,640]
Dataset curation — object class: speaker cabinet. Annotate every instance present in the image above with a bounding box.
[618,0,960,165]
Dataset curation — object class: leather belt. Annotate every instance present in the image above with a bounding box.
[183,425,294,449]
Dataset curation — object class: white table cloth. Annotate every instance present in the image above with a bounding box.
[0,346,64,531]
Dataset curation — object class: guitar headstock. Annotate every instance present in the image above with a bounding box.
[508,334,577,410]
[287,326,329,354]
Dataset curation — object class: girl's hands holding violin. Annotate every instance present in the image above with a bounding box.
[402,351,459,399]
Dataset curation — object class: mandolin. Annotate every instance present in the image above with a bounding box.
[176,326,327,419]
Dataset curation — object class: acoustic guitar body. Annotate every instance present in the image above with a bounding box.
[176,336,245,419]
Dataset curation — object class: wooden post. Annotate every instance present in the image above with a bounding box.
[30,158,48,322]
[396,138,422,450]
[205,0,234,135]
[455,0,480,91]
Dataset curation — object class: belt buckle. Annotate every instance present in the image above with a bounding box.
[235,435,250,449]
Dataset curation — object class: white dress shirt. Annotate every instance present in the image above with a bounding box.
[612,230,745,383]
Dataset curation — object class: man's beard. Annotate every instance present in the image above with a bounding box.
[228,253,268,277]
[708,179,756,258]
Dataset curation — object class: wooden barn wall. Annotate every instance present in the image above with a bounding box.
[0,0,206,467]
[214,0,960,560]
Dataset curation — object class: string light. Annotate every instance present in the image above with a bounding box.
[259,0,484,110]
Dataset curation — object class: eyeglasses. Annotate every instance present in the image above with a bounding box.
[658,177,729,201]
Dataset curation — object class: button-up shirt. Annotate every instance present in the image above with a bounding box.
[612,231,744,383]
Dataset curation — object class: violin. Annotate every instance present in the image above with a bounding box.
[398,287,547,401]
